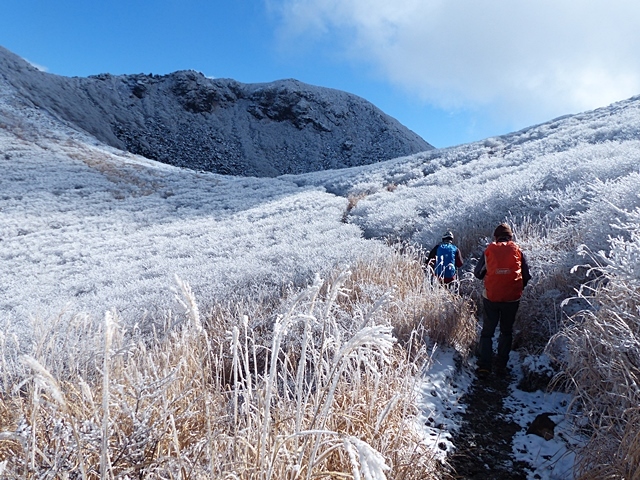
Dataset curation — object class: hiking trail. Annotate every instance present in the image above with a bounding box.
[447,370,530,479]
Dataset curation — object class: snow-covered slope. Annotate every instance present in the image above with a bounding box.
[3,45,640,341]
[0,78,387,333]
[289,93,640,251]
[0,46,432,177]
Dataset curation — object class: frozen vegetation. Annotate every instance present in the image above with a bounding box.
[1,46,640,478]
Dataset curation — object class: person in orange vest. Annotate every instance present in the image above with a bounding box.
[473,223,531,377]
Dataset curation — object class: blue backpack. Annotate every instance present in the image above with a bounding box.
[435,243,458,279]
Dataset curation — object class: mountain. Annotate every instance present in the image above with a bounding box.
[0,46,432,177]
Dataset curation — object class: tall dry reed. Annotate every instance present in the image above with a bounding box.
[0,248,477,479]
[550,261,640,479]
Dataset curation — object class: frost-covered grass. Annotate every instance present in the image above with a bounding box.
[0,249,477,479]
[548,209,640,479]
[287,95,640,478]
[0,95,383,340]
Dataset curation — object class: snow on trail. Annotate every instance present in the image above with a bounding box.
[418,348,473,460]
[420,348,584,479]
[506,360,584,480]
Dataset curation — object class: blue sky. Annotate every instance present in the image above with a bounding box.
[3,0,640,148]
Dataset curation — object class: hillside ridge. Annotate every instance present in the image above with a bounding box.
[0,46,432,177]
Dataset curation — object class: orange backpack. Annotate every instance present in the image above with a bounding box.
[484,241,523,302]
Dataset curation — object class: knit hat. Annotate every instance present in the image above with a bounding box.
[442,231,454,241]
[493,223,513,240]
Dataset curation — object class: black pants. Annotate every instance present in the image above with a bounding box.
[478,298,520,370]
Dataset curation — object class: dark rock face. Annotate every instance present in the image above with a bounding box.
[0,47,433,177]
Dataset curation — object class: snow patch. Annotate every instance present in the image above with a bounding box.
[417,348,473,460]
[506,356,587,480]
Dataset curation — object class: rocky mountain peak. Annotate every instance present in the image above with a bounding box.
[0,46,433,177]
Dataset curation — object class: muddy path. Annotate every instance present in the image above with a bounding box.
[447,371,530,479]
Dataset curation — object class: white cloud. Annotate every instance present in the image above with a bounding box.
[272,0,640,126]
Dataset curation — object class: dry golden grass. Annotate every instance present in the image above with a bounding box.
[0,248,476,479]
[342,193,369,223]
[335,243,477,358]
[550,276,640,480]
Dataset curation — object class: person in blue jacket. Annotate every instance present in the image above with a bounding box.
[427,231,464,284]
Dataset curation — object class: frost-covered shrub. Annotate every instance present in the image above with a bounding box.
[344,141,640,257]
[0,134,387,336]
[570,172,640,253]
[550,210,640,479]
